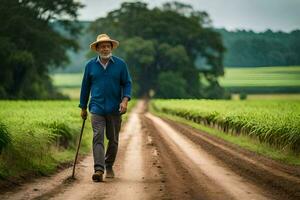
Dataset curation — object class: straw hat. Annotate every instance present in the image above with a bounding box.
[90,34,119,51]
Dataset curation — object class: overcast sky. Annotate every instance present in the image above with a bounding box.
[78,0,300,32]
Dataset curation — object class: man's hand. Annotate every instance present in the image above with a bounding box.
[119,97,129,114]
[81,109,88,120]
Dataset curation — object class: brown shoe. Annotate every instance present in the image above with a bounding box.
[106,167,115,178]
[92,170,104,182]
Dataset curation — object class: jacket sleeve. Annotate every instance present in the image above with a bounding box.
[121,62,132,101]
[79,64,91,109]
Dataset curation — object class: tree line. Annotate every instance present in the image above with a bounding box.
[219,29,300,67]
[57,26,300,74]
[88,1,227,99]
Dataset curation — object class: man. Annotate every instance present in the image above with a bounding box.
[79,34,132,182]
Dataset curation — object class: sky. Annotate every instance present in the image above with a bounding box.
[77,0,300,32]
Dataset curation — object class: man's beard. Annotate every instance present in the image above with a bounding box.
[100,52,112,59]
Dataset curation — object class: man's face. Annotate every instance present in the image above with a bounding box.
[97,42,112,58]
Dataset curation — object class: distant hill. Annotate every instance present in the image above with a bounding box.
[51,21,300,73]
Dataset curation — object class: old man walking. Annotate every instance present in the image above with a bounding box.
[79,34,132,182]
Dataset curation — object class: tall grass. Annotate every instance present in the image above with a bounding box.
[0,101,92,179]
[0,123,10,154]
[0,99,136,179]
[151,99,300,153]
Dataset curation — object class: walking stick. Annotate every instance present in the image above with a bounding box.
[72,118,86,179]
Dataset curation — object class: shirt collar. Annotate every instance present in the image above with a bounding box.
[96,55,115,64]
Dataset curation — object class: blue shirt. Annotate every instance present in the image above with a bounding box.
[79,55,132,115]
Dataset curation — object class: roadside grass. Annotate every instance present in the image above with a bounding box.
[0,100,92,179]
[150,107,300,166]
[0,123,10,154]
[0,99,136,180]
[150,99,300,166]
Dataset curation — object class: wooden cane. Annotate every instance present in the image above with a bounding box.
[72,118,86,179]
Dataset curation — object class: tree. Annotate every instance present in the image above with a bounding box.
[89,1,225,98]
[116,37,156,97]
[0,0,83,99]
[155,71,188,98]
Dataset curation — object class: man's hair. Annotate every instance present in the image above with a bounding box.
[96,42,113,49]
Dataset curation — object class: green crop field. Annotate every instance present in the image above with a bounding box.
[220,66,300,87]
[151,99,300,154]
[0,100,136,179]
[51,73,82,99]
[52,73,83,88]
[53,66,300,100]
[53,66,300,89]
[0,100,92,179]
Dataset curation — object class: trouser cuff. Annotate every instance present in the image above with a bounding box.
[94,165,104,172]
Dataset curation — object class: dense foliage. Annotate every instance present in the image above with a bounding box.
[0,0,83,99]
[219,29,300,67]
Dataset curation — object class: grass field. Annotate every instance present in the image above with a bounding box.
[151,99,300,164]
[0,101,92,179]
[51,73,82,99]
[52,73,83,88]
[0,100,136,179]
[53,66,300,99]
[151,99,300,153]
[220,66,300,87]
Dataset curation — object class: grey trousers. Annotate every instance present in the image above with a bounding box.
[91,114,122,172]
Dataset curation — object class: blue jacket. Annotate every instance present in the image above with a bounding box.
[79,55,132,115]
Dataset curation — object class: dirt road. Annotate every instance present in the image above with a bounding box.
[1,100,300,200]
